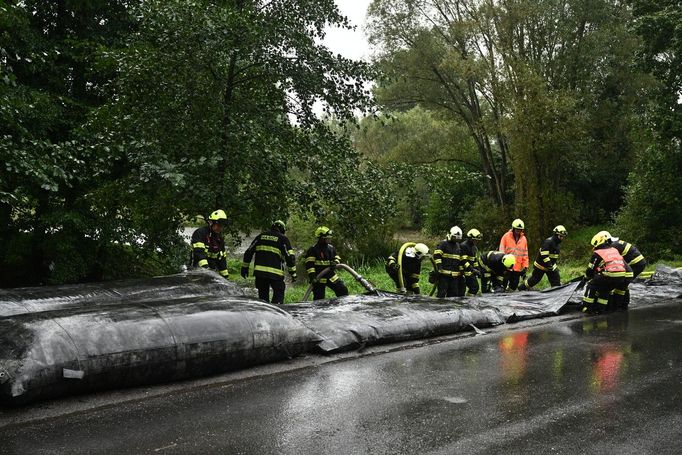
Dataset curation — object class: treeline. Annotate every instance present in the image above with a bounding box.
[0,0,680,287]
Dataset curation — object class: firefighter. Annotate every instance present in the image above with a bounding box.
[519,225,567,291]
[241,220,296,305]
[601,231,647,278]
[499,219,529,290]
[305,226,349,300]
[479,251,516,293]
[191,209,230,279]
[386,243,429,294]
[459,229,482,296]
[433,226,462,298]
[581,231,633,314]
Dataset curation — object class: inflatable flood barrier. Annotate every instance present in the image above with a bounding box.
[1,267,681,404]
[0,296,319,405]
[0,268,251,317]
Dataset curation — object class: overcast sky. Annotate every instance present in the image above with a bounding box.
[324,0,373,60]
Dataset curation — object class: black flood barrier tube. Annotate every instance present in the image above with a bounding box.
[1,266,681,404]
[0,269,249,317]
[0,296,320,405]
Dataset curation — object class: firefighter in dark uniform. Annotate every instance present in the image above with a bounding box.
[305,226,349,300]
[605,232,647,278]
[581,231,633,314]
[459,229,482,296]
[433,227,462,298]
[241,220,296,304]
[519,225,567,290]
[191,209,229,279]
[386,243,429,294]
[479,251,516,293]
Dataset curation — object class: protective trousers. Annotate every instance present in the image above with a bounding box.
[436,275,460,298]
[312,280,349,300]
[503,270,524,290]
[481,273,504,293]
[255,276,286,305]
[582,276,629,314]
[522,268,561,289]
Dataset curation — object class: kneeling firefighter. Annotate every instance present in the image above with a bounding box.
[519,225,567,291]
[433,226,462,298]
[241,220,296,305]
[386,243,429,294]
[479,251,516,293]
[581,232,633,314]
[601,231,647,278]
[305,226,349,300]
[191,209,230,279]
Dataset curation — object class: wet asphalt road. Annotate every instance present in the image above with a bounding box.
[1,302,681,455]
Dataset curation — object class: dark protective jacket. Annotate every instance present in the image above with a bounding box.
[433,240,461,277]
[387,248,422,292]
[533,234,562,271]
[191,226,229,278]
[305,242,342,284]
[459,239,479,277]
[585,245,632,279]
[242,229,296,280]
[610,238,645,267]
[479,251,509,277]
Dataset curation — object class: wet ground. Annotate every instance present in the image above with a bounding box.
[1,301,680,454]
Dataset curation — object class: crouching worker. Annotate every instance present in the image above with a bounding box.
[479,251,516,293]
[581,232,633,314]
[519,225,567,291]
[433,227,462,298]
[191,209,230,279]
[386,243,429,294]
[305,226,349,300]
[241,220,296,305]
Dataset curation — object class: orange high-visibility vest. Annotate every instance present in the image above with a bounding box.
[594,247,626,274]
[499,230,529,272]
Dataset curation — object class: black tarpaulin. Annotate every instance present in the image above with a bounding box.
[1,266,681,404]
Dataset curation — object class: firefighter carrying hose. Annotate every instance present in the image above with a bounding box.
[386,243,429,294]
[519,225,567,291]
[305,226,349,300]
[499,219,529,290]
[581,231,633,314]
[433,226,462,298]
[191,209,230,279]
[241,220,296,305]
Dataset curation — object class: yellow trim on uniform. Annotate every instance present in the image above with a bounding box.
[629,255,644,265]
[219,269,229,277]
[192,242,206,249]
[256,245,282,256]
[254,265,285,276]
[198,259,209,267]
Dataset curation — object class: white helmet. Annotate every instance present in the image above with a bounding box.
[414,243,429,258]
[447,226,462,241]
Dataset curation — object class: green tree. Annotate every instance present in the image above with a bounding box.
[616,0,682,258]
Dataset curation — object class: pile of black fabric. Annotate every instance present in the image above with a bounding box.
[1,267,680,404]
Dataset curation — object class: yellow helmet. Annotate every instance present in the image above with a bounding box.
[590,231,610,248]
[414,243,429,258]
[502,254,516,269]
[512,219,525,230]
[208,209,228,224]
[553,225,568,236]
[272,220,286,233]
[315,226,333,238]
[467,228,482,240]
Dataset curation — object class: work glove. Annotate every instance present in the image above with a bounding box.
[576,277,587,291]
[308,273,317,284]
[290,272,297,282]
[389,262,400,272]
[240,267,248,279]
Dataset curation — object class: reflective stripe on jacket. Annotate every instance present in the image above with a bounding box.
[499,230,528,271]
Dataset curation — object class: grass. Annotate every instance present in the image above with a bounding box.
[228,256,682,304]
